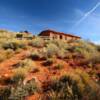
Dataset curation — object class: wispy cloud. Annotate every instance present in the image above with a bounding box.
[73,1,100,28]
[93,40,100,44]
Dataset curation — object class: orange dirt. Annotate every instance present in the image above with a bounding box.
[0,50,94,100]
[0,50,31,80]
[26,59,74,100]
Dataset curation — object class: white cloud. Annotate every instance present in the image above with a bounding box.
[93,40,100,44]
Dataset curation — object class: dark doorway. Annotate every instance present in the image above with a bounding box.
[60,35,62,39]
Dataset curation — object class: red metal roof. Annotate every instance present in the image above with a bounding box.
[39,29,81,38]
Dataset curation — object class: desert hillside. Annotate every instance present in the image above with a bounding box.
[0,30,100,100]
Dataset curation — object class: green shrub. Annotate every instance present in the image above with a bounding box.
[41,70,100,100]
[46,43,59,57]
[9,85,29,100]
[0,49,14,62]
[55,63,64,69]
[0,54,6,62]
[14,59,36,73]
[9,79,37,100]
[11,73,25,84]
[2,40,26,51]
[23,79,38,95]
[16,34,23,39]
[29,37,44,47]
[37,48,48,60]
[72,41,99,61]
[18,43,26,49]
[43,58,54,66]
[51,40,69,49]
[0,78,38,100]
[0,87,11,100]
[42,75,82,100]
[87,55,100,65]
[13,67,28,78]
[79,54,100,66]
[57,49,67,59]
[30,51,40,60]
[21,59,39,73]
[2,42,18,50]
[96,45,100,52]
[5,49,14,58]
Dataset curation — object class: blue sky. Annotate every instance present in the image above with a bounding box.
[0,0,100,43]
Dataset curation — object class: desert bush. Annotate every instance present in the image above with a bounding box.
[2,42,18,50]
[87,54,100,65]
[19,59,33,67]
[0,49,14,62]
[43,58,54,66]
[9,79,37,100]
[13,59,39,84]
[29,37,44,48]
[16,33,23,39]
[96,45,100,52]
[50,40,69,49]
[22,59,39,73]
[74,69,100,100]
[57,49,67,59]
[0,87,11,100]
[9,85,29,100]
[22,59,38,73]
[11,72,25,85]
[0,77,38,100]
[14,59,37,73]
[0,54,6,62]
[78,54,100,66]
[5,49,14,58]
[81,41,97,53]
[18,43,26,49]
[46,43,59,57]
[72,41,99,61]
[41,75,82,100]
[66,45,76,53]
[29,51,41,60]
[36,48,49,60]
[0,30,15,38]
[23,79,38,95]
[13,67,28,79]
[41,69,100,100]
[64,53,73,59]
[55,63,64,69]
[2,40,26,51]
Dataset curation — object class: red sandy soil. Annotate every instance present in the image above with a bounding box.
[25,59,75,100]
[0,50,31,78]
[0,49,99,100]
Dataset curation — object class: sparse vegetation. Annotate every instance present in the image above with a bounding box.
[46,43,59,57]
[55,63,64,69]
[11,72,25,84]
[0,49,14,62]
[29,37,44,47]
[0,79,38,100]
[41,75,82,100]
[41,70,100,100]
[9,79,37,100]
[43,58,54,66]
[0,30,100,100]
[30,51,41,60]
[0,87,11,100]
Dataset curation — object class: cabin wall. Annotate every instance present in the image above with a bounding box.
[39,31,80,41]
